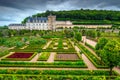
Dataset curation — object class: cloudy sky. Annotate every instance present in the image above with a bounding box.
[0,0,120,26]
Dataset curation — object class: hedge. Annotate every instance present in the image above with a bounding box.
[37,52,50,61]
[0,75,118,80]
[77,43,108,68]
[0,61,87,68]
[0,69,118,76]
[85,42,95,50]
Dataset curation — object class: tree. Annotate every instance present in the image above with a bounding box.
[64,29,74,38]
[95,37,108,56]
[118,30,120,37]
[97,31,101,37]
[86,30,97,38]
[75,32,82,41]
[100,40,120,75]
[81,29,86,36]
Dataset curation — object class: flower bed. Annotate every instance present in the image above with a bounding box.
[2,52,37,61]
[55,53,80,61]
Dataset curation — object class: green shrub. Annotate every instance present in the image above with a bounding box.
[85,42,95,50]
[77,43,108,68]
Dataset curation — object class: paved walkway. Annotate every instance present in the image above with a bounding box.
[42,40,52,49]
[81,39,120,75]
[0,52,14,60]
[70,40,97,70]
[82,54,97,70]
[86,38,97,47]
[47,52,56,63]
[0,67,109,70]
[20,45,28,49]
[80,42,99,59]
[30,53,41,62]
[114,67,120,75]
[8,46,16,50]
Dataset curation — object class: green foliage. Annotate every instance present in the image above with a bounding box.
[29,38,46,45]
[0,69,117,76]
[97,31,101,37]
[101,40,120,75]
[38,52,50,61]
[118,31,120,36]
[95,38,108,56]
[22,9,120,25]
[85,42,95,50]
[77,43,107,68]
[58,39,63,49]
[0,47,9,57]
[64,29,74,38]
[15,41,25,48]
[0,61,86,68]
[86,30,97,38]
[75,32,82,41]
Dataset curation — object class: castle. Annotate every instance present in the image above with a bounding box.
[8,15,72,30]
[8,15,112,30]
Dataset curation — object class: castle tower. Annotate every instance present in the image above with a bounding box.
[48,14,56,31]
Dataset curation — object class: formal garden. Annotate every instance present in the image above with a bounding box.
[0,29,120,80]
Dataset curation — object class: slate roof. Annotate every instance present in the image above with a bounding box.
[9,24,26,26]
[27,17,48,22]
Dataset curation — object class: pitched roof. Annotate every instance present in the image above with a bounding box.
[9,24,26,26]
[27,17,48,22]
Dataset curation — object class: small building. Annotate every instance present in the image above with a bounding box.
[9,24,26,30]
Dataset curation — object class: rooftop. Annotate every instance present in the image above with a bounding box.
[9,24,26,26]
[27,17,48,22]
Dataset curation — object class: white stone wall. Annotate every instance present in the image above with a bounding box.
[8,26,25,30]
[72,25,112,28]
[26,22,48,30]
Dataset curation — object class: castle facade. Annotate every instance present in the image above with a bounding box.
[8,15,112,30]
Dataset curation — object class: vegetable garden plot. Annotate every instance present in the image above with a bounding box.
[55,53,80,61]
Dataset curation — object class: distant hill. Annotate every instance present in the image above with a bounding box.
[22,9,120,25]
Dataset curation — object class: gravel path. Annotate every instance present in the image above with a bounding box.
[70,40,97,70]
[80,42,99,59]
[81,39,120,74]
[30,53,41,62]
[0,67,109,70]
[114,67,120,75]
[0,52,14,60]
[42,40,52,49]
[86,39,97,47]
[82,54,97,70]
[47,52,56,63]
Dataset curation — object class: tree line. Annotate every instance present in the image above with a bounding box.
[22,9,120,25]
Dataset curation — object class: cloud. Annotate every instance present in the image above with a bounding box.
[0,0,120,26]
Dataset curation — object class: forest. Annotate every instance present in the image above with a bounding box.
[22,9,120,25]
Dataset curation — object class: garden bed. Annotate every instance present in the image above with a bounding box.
[55,53,80,61]
[2,52,37,61]
[38,52,50,61]
[0,61,87,68]
[0,69,118,80]
[77,43,108,68]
